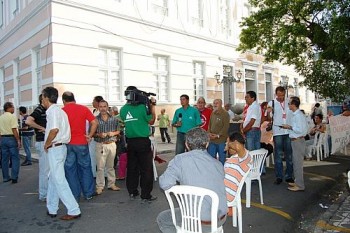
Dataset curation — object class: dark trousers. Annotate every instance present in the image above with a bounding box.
[126,137,154,199]
[160,128,171,143]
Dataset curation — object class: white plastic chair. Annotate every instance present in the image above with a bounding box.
[308,132,325,162]
[265,152,274,167]
[322,130,329,159]
[227,166,251,233]
[164,185,224,233]
[245,149,268,208]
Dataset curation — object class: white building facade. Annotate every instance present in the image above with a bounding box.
[0,0,316,115]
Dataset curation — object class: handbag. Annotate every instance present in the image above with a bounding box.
[266,100,274,131]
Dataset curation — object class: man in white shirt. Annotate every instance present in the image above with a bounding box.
[42,87,81,221]
[281,96,308,191]
[266,86,294,185]
[242,91,261,150]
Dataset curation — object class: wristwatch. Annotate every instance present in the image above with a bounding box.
[217,134,220,138]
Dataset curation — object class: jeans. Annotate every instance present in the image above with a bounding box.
[22,136,32,162]
[126,137,153,199]
[175,132,186,155]
[245,129,261,151]
[65,144,95,200]
[89,140,97,177]
[46,145,81,215]
[207,142,226,165]
[273,134,293,180]
[1,137,20,181]
[160,128,171,143]
[35,141,49,200]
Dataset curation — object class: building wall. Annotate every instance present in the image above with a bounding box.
[0,0,316,118]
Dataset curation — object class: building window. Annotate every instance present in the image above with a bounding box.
[0,0,4,27]
[220,0,231,36]
[265,73,272,101]
[245,69,256,94]
[153,55,169,102]
[10,0,19,15]
[98,48,122,102]
[193,61,204,101]
[189,0,203,27]
[152,0,168,16]
[34,49,42,96]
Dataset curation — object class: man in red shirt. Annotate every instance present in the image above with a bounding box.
[62,91,98,201]
[196,97,212,131]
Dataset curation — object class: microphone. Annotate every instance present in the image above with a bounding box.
[179,113,182,122]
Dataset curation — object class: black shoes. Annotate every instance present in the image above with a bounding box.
[274,178,283,185]
[285,178,294,183]
[141,196,157,203]
[21,161,32,166]
[47,211,57,218]
[11,179,17,184]
[129,193,139,200]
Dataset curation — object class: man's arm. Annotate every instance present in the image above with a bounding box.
[86,119,98,141]
[25,116,45,132]
[44,128,59,151]
[159,157,181,191]
[242,118,256,134]
[148,103,156,125]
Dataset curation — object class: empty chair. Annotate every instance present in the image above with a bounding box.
[227,167,251,233]
[164,185,224,233]
[245,149,269,208]
[307,132,325,162]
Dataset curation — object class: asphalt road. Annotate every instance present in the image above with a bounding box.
[0,152,349,233]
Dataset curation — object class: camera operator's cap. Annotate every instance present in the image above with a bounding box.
[126,86,138,91]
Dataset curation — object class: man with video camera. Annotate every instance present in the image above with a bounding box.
[120,86,157,202]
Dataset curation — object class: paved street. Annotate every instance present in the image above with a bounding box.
[0,137,349,233]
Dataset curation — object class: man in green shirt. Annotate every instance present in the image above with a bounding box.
[120,86,157,202]
[157,108,171,143]
[172,94,202,155]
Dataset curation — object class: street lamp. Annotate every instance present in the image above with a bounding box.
[215,65,242,105]
[279,75,294,96]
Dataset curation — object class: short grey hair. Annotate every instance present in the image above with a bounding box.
[185,127,209,150]
[111,106,118,112]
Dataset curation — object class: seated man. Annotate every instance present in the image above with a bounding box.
[224,132,252,208]
[157,127,227,232]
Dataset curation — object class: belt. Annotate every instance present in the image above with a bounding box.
[47,143,64,149]
[1,135,14,137]
[291,136,305,141]
[99,141,115,144]
[201,214,226,225]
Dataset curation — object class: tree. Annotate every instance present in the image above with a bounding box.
[238,0,350,102]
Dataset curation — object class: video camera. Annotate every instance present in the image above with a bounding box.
[124,87,156,115]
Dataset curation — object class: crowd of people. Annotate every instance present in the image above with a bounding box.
[0,84,348,231]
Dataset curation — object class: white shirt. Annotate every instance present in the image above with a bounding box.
[288,109,308,138]
[243,101,261,128]
[268,98,292,136]
[227,109,235,123]
[45,104,71,144]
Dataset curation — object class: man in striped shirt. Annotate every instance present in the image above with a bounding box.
[224,132,252,203]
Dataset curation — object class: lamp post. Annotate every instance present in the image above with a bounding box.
[215,65,242,105]
[279,75,293,97]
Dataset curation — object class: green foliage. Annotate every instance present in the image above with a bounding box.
[238,0,350,101]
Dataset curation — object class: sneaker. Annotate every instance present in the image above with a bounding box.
[141,196,157,203]
[21,161,32,166]
[96,188,103,195]
[108,184,121,191]
[129,193,139,200]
